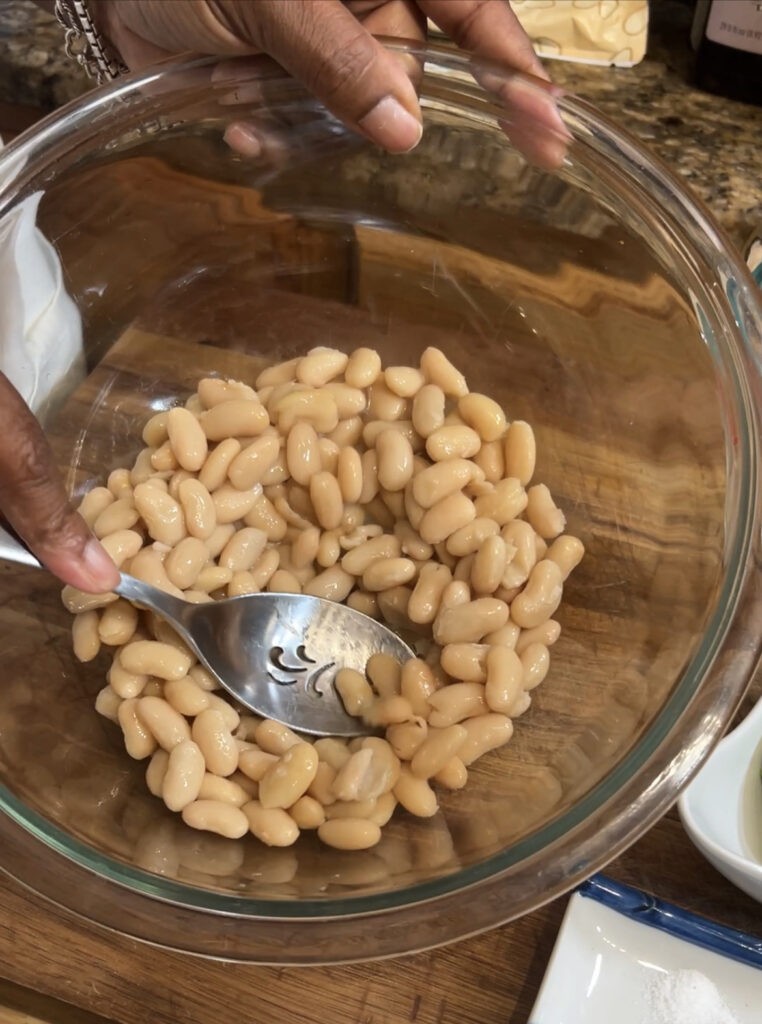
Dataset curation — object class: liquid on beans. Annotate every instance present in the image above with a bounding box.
[64,346,583,854]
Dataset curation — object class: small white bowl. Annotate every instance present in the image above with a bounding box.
[678,696,762,903]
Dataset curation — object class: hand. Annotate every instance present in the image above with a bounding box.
[96,0,563,157]
[0,372,120,592]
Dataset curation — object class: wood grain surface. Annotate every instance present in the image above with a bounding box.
[0,802,760,1024]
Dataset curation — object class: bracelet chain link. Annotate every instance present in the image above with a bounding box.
[53,0,127,84]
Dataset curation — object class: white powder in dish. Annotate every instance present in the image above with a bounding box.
[645,968,741,1024]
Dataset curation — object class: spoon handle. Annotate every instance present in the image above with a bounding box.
[113,573,191,624]
[0,526,191,629]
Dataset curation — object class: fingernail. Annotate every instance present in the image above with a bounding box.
[82,538,120,592]
[358,96,422,154]
[223,122,263,158]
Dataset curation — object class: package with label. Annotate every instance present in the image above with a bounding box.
[511,0,649,68]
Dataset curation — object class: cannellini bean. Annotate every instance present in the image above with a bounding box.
[238,748,279,782]
[182,799,249,839]
[510,559,564,628]
[433,756,468,790]
[393,768,438,817]
[386,718,428,760]
[167,406,208,471]
[254,719,302,755]
[503,420,536,486]
[162,739,205,811]
[244,495,288,541]
[500,519,539,588]
[177,478,217,539]
[256,357,300,389]
[164,536,209,589]
[286,421,321,485]
[344,347,382,388]
[95,685,122,722]
[197,377,258,408]
[362,556,416,592]
[92,498,139,538]
[410,724,466,779]
[440,643,489,683]
[412,459,476,509]
[384,365,424,398]
[227,434,281,490]
[289,795,326,829]
[309,471,343,530]
[78,486,115,526]
[473,439,505,483]
[366,653,402,697]
[471,534,508,594]
[256,743,319,812]
[275,388,339,433]
[108,657,148,699]
[199,399,269,440]
[425,425,481,462]
[526,483,566,539]
[137,696,192,750]
[243,801,300,846]
[336,446,363,503]
[474,478,527,525]
[218,527,268,572]
[72,610,101,661]
[458,713,514,766]
[400,658,438,717]
[445,517,499,557]
[546,535,585,579]
[418,492,476,546]
[375,429,414,492]
[192,709,238,777]
[336,668,375,718]
[212,484,262,524]
[520,642,551,690]
[419,347,468,397]
[427,682,488,728]
[118,698,157,759]
[198,773,252,807]
[457,393,506,442]
[411,384,445,438]
[302,565,354,601]
[100,528,144,568]
[145,748,169,796]
[318,818,381,851]
[120,640,191,680]
[198,437,241,492]
[407,563,452,625]
[484,646,524,713]
[163,676,211,716]
[515,620,561,654]
[297,347,348,387]
[98,599,139,647]
[433,597,509,645]
[133,483,186,546]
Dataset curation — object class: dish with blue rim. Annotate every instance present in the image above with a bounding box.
[529,874,762,1023]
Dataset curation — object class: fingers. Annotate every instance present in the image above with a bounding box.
[243,0,423,152]
[0,374,119,593]
[420,0,548,80]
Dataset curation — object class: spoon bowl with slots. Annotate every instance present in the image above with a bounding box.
[8,537,412,736]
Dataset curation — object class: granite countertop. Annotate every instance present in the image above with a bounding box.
[0,0,760,250]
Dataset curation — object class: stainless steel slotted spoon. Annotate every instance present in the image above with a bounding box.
[3,531,413,737]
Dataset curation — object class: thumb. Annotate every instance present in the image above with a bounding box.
[229,0,423,153]
[0,374,119,593]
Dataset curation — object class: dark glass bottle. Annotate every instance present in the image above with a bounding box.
[693,0,762,106]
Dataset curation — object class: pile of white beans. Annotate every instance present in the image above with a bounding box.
[64,346,583,852]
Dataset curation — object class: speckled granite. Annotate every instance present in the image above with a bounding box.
[0,0,759,248]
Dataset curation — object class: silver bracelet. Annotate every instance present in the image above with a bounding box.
[54,0,128,84]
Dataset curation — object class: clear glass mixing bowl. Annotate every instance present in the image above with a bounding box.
[0,44,760,964]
